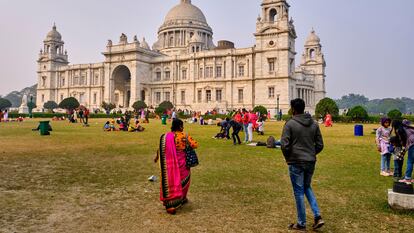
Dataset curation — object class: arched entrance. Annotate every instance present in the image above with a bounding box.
[112,65,131,108]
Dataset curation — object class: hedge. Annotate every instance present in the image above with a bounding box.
[7,113,124,119]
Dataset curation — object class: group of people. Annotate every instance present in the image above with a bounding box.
[156,98,326,231]
[68,108,90,125]
[376,117,414,183]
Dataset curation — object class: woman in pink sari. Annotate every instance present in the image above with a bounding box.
[154,119,198,214]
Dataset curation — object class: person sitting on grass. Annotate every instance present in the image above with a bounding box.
[103,121,111,131]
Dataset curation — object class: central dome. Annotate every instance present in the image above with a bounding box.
[164,0,207,24]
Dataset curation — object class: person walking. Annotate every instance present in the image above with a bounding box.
[154,119,198,214]
[281,98,325,231]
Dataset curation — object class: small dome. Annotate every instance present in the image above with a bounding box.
[305,29,320,46]
[46,24,62,41]
[141,37,150,50]
[164,0,207,24]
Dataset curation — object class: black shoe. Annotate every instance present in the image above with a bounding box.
[312,216,325,230]
[288,223,306,231]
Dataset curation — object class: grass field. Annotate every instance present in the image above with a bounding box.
[0,119,413,232]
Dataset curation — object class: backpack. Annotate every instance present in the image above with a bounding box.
[266,136,276,148]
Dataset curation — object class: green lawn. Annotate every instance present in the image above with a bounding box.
[0,119,413,232]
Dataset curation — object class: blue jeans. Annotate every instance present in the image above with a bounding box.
[381,153,391,171]
[403,146,414,179]
[243,124,249,142]
[289,163,321,227]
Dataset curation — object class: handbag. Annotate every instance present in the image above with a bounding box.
[185,133,199,168]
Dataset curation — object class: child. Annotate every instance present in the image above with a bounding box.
[389,136,406,180]
[376,117,392,176]
[256,117,265,135]
[103,121,111,131]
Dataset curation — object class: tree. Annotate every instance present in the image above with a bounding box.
[101,101,116,112]
[132,100,147,111]
[0,98,12,110]
[253,105,268,116]
[159,101,174,110]
[335,94,369,109]
[347,106,368,122]
[315,98,339,118]
[59,97,80,111]
[387,109,402,120]
[43,101,58,112]
[155,101,174,116]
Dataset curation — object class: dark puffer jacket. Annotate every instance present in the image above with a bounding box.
[281,114,324,164]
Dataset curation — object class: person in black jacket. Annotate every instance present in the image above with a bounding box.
[281,98,324,231]
[228,119,242,145]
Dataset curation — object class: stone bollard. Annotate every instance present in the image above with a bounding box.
[388,189,414,210]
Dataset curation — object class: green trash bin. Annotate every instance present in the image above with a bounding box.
[161,115,167,125]
[39,121,50,136]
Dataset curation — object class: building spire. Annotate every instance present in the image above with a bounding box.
[181,0,191,4]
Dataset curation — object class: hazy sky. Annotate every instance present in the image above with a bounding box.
[0,0,413,99]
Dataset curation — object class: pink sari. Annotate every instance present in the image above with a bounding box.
[158,132,191,210]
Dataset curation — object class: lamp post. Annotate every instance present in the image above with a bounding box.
[276,94,280,121]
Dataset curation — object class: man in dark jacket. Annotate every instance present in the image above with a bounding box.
[281,98,324,231]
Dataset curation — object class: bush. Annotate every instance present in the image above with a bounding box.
[202,114,230,120]
[315,98,339,118]
[0,98,12,110]
[43,101,58,112]
[347,106,368,122]
[132,101,147,111]
[387,109,402,120]
[59,97,80,111]
[101,101,116,112]
[253,105,268,116]
[159,101,174,110]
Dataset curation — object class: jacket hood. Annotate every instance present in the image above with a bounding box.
[292,114,314,127]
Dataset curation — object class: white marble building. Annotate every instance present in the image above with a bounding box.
[36,0,326,113]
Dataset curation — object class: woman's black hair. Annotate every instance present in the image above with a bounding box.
[171,119,184,132]
[392,120,407,147]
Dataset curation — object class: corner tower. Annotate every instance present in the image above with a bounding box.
[254,0,297,111]
[36,24,69,108]
[301,29,326,105]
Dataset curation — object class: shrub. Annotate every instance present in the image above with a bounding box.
[0,98,12,110]
[347,106,368,122]
[159,101,174,110]
[59,97,80,111]
[43,101,58,112]
[253,105,268,116]
[315,98,339,118]
[387,109,402,120]
[101,101,116,112]
[132,101,147,111]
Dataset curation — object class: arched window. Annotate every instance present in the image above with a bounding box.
[310,49,316,59]
[269,9,277,22]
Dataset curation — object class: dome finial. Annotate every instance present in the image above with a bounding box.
[181,0,191,4]
[53,22,56,30]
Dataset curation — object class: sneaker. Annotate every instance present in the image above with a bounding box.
[387,171,394,176]
[398,179,412,184]
[380,171,388,176]
[288,223,306,231]
[313,216,325,230]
